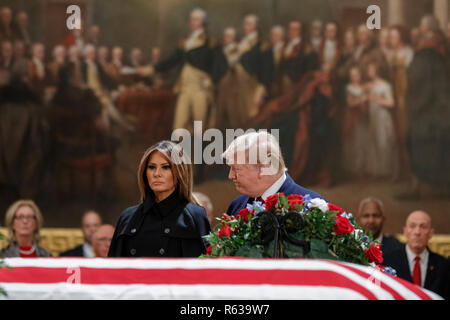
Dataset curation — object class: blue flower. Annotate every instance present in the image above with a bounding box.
[362,235,370,243]
[303,194,312,205]
[384,267,397,277]
[247,200,265,214]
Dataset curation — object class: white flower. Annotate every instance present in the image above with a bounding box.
[308,198,329,213]
[341,212,353,220]
[352,228,368,249]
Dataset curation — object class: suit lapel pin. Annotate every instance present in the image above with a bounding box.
[429,265,434,271]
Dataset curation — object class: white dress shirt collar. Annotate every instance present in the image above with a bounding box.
[82,242,95,258]
[261,173,287,201]
[405,244,429,287]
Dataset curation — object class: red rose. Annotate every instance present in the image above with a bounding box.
[334,215,354,235]
[287,194,304,210]
[218,224,232,239]
[220,213,233,222]
[206,245,212,255]
[265,193,284,211]
[328,203,344,215]
[236,208,254,223]
[364,243,383,264]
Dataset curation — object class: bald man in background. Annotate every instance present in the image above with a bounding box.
[92,224,115,258]
[383,211,450,299]
[60,210,102,257]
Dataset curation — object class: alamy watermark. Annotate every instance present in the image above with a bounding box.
[171,121,280,175]
[66,4,382,31]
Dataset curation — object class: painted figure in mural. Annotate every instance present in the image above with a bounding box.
[137,8,216,133]
[402,15,450,198]
[389,25,414,181]
[212,26,241,130]
[365,62,398,180]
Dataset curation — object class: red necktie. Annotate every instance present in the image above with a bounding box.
[412,256,421,286]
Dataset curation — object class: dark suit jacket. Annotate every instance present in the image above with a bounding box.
[240,41,263,81]
[211,45,228,84]
[283,43,319,83]
[226,173,325,216]
[154,37,215,76]
[59,244,84,257]
[108,201,210,257]
[383,244,450,300]
[381,235,403,256]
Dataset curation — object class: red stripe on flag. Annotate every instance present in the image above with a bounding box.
[0,267,377,299]
[329,261,432,300]
[328,261,405,300]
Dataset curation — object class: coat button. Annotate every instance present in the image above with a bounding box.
[131,228,136,234]
[164,228,170,234]
[159,248,165,255]
[130,248,136,255]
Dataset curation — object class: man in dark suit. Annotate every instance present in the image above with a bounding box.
[60,210,102,257]
[356,197,402,256]
[383,210,450,300]
[223,131,325,216]
[261,25,285,99]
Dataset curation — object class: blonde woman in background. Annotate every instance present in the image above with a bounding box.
[1,199,51,257]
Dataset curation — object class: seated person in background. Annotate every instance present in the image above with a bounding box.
[383,211,450,300]
[49,62,119,158]
[355,197,402,255]
[0,200,52,257]
[0,71,45,199]
[60,210,102,257]
[193,191,214,225]
[92,224,115,258]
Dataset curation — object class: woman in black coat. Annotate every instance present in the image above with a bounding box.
[108,140,211,257]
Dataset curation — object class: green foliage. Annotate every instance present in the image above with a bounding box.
[235,244,264,258]
[305,238,338,260]
[303,208,335,242]
[202,193,377,267]
[332,233,369,266]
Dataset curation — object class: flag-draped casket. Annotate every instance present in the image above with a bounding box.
[0,257,442,300]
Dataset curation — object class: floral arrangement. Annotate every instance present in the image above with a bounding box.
[202,193,396,275]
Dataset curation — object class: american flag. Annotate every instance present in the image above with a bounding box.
[0,257,442,300]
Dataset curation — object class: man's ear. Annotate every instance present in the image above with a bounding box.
[429,228,435,240]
